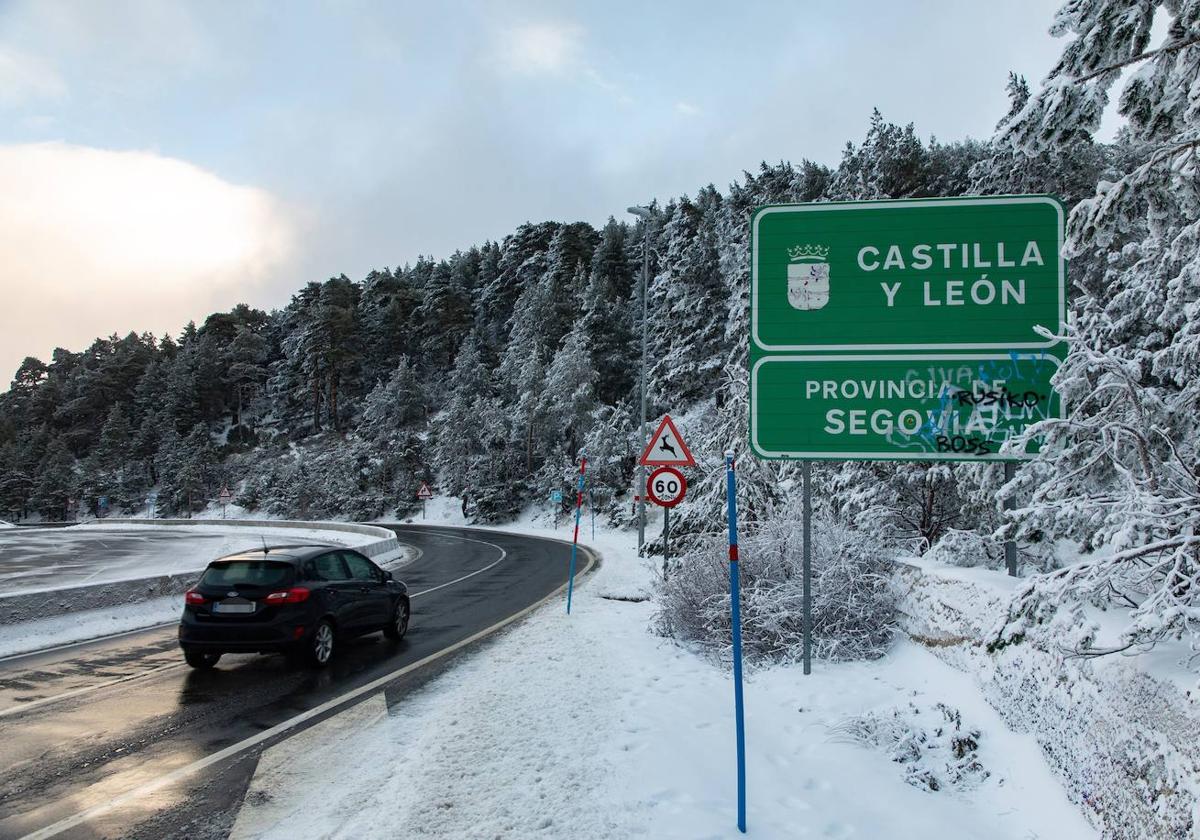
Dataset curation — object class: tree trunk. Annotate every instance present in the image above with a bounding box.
[330,370,340,432]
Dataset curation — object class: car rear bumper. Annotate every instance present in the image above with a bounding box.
[178,615,309,652]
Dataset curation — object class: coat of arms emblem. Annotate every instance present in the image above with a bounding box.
[787,244,830,311]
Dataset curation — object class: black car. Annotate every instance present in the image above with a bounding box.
[178,545,409,669]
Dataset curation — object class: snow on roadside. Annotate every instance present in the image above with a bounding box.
[0,594,183,659]
[0,523,401,597]
[233,518,1094,840]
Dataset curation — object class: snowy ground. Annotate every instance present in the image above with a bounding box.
[231,508,1094,840]
[0,594,184,659]
[0,523,385,597]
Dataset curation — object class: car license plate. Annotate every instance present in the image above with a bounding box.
[214,601,255,614]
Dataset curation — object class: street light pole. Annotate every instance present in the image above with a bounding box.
[628,205,652,557]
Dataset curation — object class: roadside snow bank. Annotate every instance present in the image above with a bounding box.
[0,595,183,659]
[896,558,1200,839]
[231,523,1091,840]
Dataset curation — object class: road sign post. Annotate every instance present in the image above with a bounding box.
[802,460,812,675]
[567,455,587,615]
[416,482,433,519]
[219,486,232,519]
[725,452,747,834]
[550,488,563,529]
[646,465,687,579]
[749,196,1070,671]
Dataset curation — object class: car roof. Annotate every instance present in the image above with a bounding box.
[209,544,357,565]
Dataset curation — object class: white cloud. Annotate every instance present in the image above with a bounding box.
[0,45,66,106]
[499,22,583,75]
[0,143,298,378]
[675,101,700,116]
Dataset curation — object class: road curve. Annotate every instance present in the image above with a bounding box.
[0,525,595,840]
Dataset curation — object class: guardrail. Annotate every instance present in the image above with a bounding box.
[92,519,401,560]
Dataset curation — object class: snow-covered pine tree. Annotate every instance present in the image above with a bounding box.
[432,334,490,497]
[995,0,1200,657]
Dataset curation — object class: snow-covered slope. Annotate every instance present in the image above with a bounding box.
[230,522,1092,839]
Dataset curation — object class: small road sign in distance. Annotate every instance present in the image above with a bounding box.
[646,466,687,508]
[416,482,434,500]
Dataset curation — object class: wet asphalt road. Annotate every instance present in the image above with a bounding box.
[0,525,593,840]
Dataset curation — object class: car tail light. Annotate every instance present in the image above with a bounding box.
[264,587,310,604]
[185,589,207,605]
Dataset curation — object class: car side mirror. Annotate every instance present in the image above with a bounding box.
[383,570,394,582]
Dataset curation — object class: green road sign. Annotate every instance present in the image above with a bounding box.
[751,354,1062,460]
[749,196,1067,461]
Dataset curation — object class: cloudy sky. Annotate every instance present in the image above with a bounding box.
[0,0,1073,382]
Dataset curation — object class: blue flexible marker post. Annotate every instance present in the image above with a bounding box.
[566,455,587,615]
[725,451,747,833]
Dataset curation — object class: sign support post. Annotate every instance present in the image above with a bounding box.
[802,460,812,675]
[663,506,670,580]
[725,451,747,834]
[416,482,434,519]
[567,456,586,615]
[1004,461,1017,576]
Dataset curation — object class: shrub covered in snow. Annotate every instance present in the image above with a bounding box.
[830,702,989,793]
[922,529,1004,569]
[654,514,896,664]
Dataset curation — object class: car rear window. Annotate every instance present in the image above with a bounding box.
[201,561,293,588]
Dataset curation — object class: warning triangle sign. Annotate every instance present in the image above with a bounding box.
[639,415,696,467]
[416,482,434,500]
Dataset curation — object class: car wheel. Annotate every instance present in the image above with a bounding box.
[383,598,410,640]
[184,649,221,669]
[307,619,335,667]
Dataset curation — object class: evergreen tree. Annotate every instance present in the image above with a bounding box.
[432,334,490,495]
[31,438,76,520]
[994,0,1200,656]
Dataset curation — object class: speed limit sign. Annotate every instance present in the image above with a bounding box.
[646,466,687,508]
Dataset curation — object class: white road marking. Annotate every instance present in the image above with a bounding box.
[408,533,506,599]
[228,693,390,839]
[19,538,596,840]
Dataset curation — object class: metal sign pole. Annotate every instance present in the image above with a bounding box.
[663,506,670,580]
[567,457,587,615]
[1004,461,1017,576]
[802,459,812,675]
[725,451,747,833]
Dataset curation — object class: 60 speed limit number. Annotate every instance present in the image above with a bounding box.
[646,466,687,508]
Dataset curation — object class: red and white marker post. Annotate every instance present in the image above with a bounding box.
[566,454,587,615]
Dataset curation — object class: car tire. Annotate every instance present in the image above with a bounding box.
[184,649,221,669]
[383,598,410,641]
[305,619,335,667]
